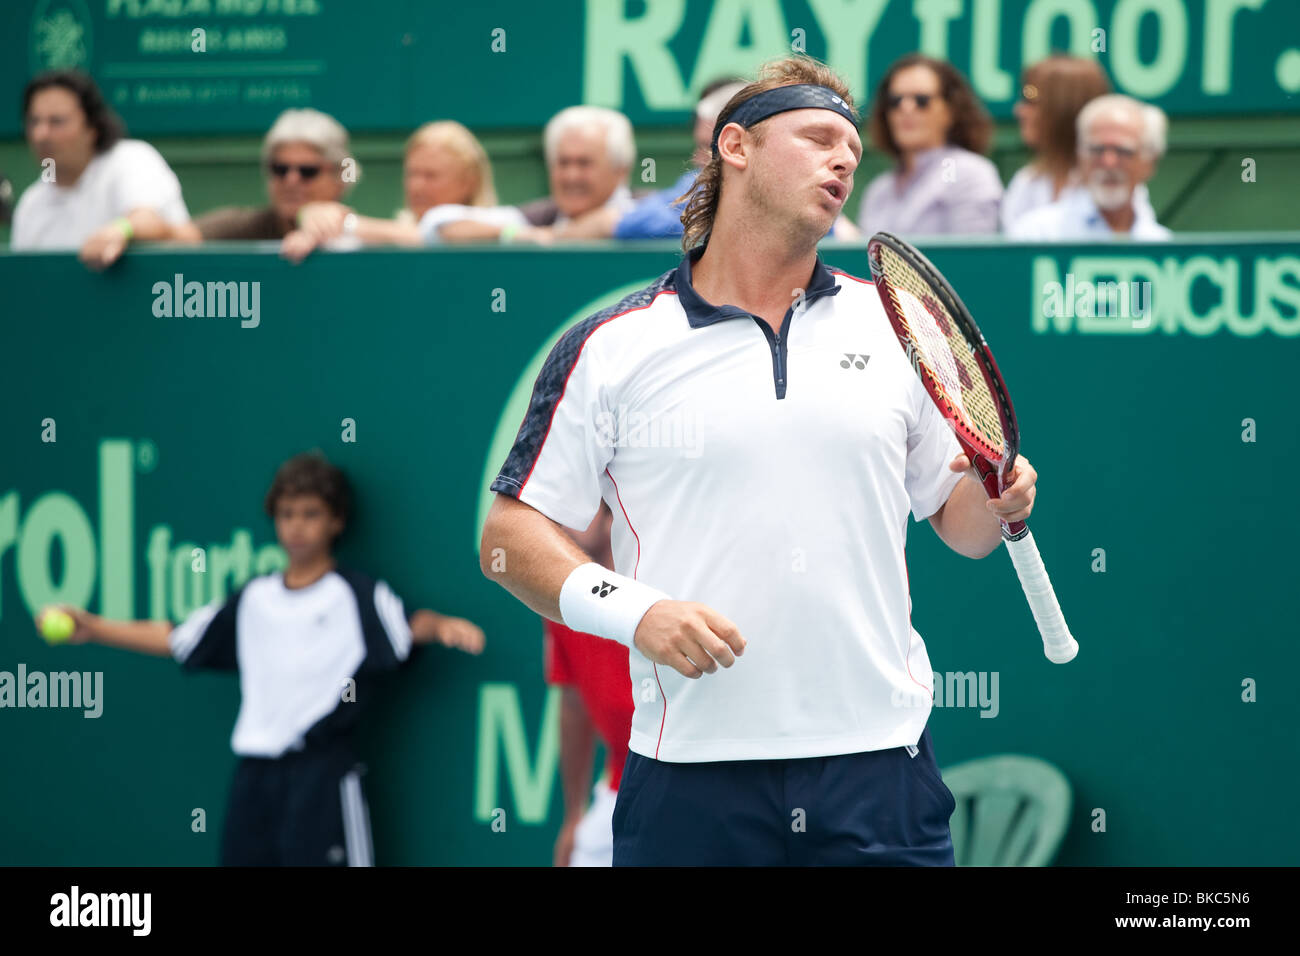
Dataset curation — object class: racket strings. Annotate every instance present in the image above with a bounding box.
[877,246,1005,454]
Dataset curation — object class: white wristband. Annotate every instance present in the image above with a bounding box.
[558,563,670,648]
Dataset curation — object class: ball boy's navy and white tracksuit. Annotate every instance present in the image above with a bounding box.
[491,245,964,865]
[169,566,414,866]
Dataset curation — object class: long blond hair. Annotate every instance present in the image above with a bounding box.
[679,56,859,251]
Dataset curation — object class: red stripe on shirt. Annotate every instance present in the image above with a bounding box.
[605,465,668,759]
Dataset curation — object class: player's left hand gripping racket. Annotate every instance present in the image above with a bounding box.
[867,232,1078,664]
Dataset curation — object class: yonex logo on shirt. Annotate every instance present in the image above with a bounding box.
[840,353,870,369]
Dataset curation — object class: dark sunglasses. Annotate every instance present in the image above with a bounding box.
[268,162,323,180]
[887,93,935,111]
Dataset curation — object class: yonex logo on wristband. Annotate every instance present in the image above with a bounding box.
[560,564,668,648]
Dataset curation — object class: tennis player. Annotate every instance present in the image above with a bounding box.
[480,56,1038,866]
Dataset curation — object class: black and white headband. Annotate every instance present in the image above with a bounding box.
[710,83,858,156]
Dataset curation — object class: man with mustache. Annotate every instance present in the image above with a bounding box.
[1008,94,1171,240]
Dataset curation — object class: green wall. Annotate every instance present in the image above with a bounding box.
[7,0,1299,137]
[0,238,1296,865]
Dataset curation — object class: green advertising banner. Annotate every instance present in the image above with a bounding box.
[3,0,1298,139]
[0,237,1297,865]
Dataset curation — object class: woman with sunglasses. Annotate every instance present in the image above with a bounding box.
[1002,56,1111,232]
[856,54,1001,237]
[191,108,357,246]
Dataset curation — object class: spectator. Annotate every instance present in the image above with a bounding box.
[191,108,359,261]
[11,70,192,269]
[557,79,859,242]
[519,105,637,229]
[1002,56,1111,231]
[856,54,1002,237]
[388,104,639,246]
[284,120,546,258]
[1008,94,1171,240]
[557,78,746,241]
[400,120,500,221]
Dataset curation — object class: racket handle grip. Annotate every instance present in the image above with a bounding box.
[1003,529,1078,664]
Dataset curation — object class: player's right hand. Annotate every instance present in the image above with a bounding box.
[632,602,745,678]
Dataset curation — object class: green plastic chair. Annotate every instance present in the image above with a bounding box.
[941,754,1072,866]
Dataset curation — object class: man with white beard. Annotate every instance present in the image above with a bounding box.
[1008,94,1171,240]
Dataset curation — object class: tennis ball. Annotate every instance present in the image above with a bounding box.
[40,607,75,644]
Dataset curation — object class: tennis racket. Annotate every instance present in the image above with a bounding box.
[866,231,1078,664]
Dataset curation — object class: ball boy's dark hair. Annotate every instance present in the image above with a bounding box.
[263,451,352,528]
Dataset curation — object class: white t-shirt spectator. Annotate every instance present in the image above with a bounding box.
[417,203,528,244]
[1007,184,1171,240]
[10,139,190,249]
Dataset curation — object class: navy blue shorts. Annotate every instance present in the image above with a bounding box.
[220,743,374,867]
[612,726,956,866]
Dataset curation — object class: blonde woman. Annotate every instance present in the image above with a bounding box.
[398,120,499,222]
[284,120,541,260]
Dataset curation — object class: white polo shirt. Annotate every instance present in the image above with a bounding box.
[491,246,963,762]
[10,138,190,250]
